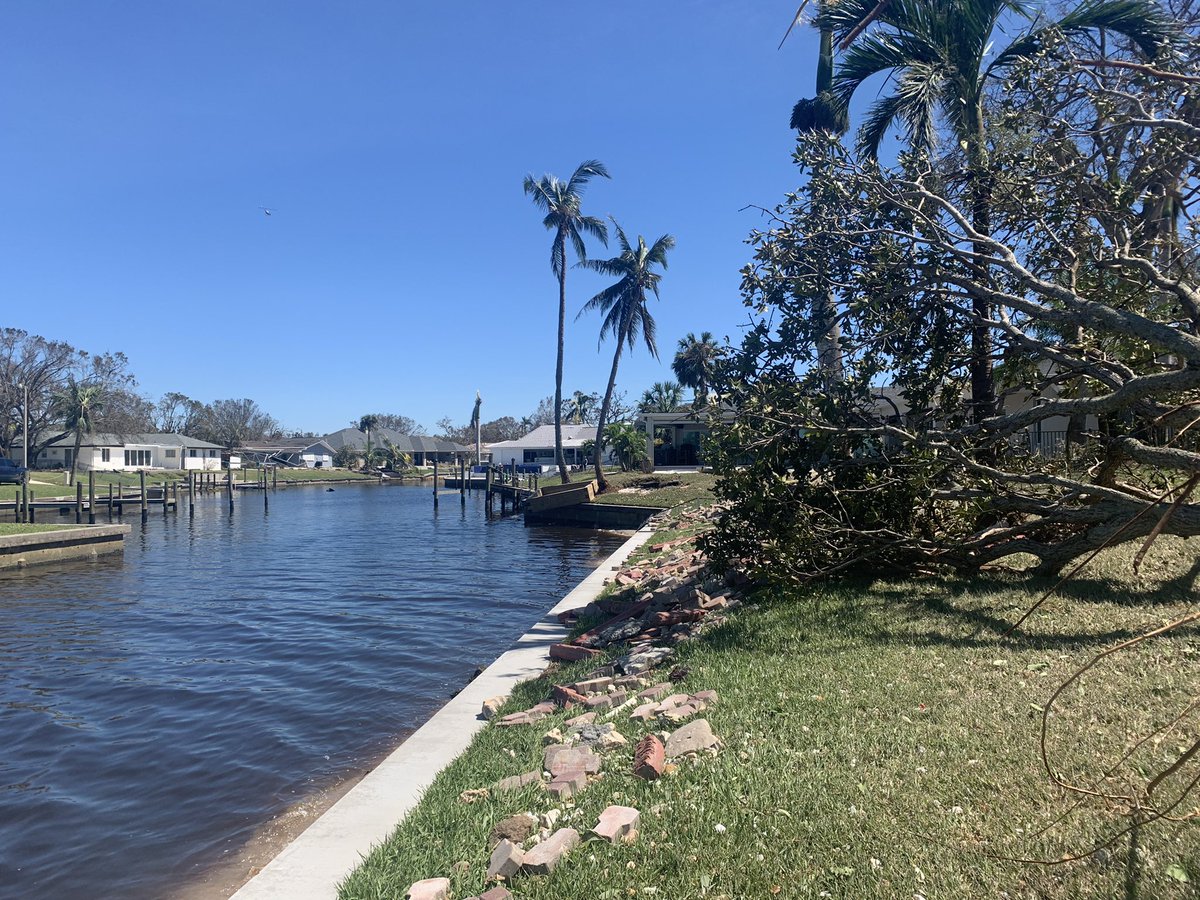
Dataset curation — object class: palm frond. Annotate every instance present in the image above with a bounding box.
[579,214,610,247]
[565,159,611,195]
[857,93,907,159]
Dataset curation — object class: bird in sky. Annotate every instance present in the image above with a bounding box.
[259,206,274,216]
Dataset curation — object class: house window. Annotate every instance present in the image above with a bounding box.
[123,449,152,467]
[209,450,216,457]
[101,449,110,463]
[189,449,198,457]
[165,449,176,458]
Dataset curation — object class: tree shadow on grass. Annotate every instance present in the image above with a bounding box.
[689,564,1200,662]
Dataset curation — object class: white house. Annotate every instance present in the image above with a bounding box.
[486,424,616,469]
[39,433,226,472]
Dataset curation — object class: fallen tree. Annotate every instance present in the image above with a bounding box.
[706,39,1200,581]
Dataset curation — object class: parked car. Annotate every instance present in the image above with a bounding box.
[0,457,27,484]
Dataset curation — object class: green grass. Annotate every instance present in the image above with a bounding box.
[339,533,1200,900]
[0,523,84,535]
[587,471,717,509]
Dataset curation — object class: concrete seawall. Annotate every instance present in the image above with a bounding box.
[229,523,657,900]
[0,524,130,569]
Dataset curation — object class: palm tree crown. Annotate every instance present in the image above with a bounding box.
[523,159,611,482]
[579,220,676,490]
[672,331,721,403]
[523,161,611,278]
[579,223,674,358]
[830,0,1173,160]
[639,381,685,413]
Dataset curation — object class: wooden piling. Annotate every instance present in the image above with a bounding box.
[139,471,148,521]
[20,479,28,523]
[188,471,195,516]
[272,466,277,489]
[433,458,439,508]
[227,468,234,511]
[108,483,114,517]
[88,471,96,524]
[28,490,34,523]
[75,481,83,524]
[13,489,19,523]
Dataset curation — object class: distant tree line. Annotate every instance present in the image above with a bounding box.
[0,327,288,463]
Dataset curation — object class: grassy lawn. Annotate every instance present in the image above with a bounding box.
[587,471,717,508]
[0,523,85,535]
[339,532,1200,900]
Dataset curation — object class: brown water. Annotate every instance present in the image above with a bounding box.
[0,483,623,898]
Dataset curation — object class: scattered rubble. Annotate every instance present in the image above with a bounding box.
[633,734,666,780]
[406,877,450,900]
[521,827,580,874]
[593,805,641,843]
[489,812,537,847]
[665,718,721,758]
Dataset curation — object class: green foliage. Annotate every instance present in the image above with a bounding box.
[604,420,648,471]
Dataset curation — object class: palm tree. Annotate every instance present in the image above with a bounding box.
[53,378,105,486]
[605,421,649,471]
[579,220,676,490]
[523,160,611,483]
[830,0,1172,420]
[671,332,722,405]
[566,390,596,425]
[356,414,379,463]
[639,381,685,413]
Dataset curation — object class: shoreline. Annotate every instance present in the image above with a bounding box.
[202,522,653,900]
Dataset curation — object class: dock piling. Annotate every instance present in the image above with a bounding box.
[88,471,96,525]
[139,471,148,522]
[75,481,83,524]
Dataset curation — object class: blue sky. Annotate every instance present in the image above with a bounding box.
[1,2,825,434]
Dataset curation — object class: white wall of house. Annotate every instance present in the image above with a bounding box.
[182,449,222,471]
[301,450,333,468]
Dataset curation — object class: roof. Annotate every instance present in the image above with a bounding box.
[46,432,226,450]
[238,437,329,452]
[487,424,599,451]
[320,427,469,454]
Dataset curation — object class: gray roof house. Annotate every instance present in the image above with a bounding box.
[320,428,470,464]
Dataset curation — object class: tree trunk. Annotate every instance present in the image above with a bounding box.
[593,325,628,492]
[69,427,82,486]
[554,231,570,484]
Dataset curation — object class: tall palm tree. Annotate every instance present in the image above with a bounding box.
[523,160,611,483]
[54,378,105,486]
[639,381,685,413]
[579,221,675,490]
[671,331,722,405]
[830,0,1172,420]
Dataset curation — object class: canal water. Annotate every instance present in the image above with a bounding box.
[0,483,624,898]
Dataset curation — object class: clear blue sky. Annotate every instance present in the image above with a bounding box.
[1,2,826,435]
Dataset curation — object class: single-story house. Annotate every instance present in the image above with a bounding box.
[321,427,470,465]
[486,424,616,469]
[238,438,336,469]
[639,406,737,470]
[38,432,226,472]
